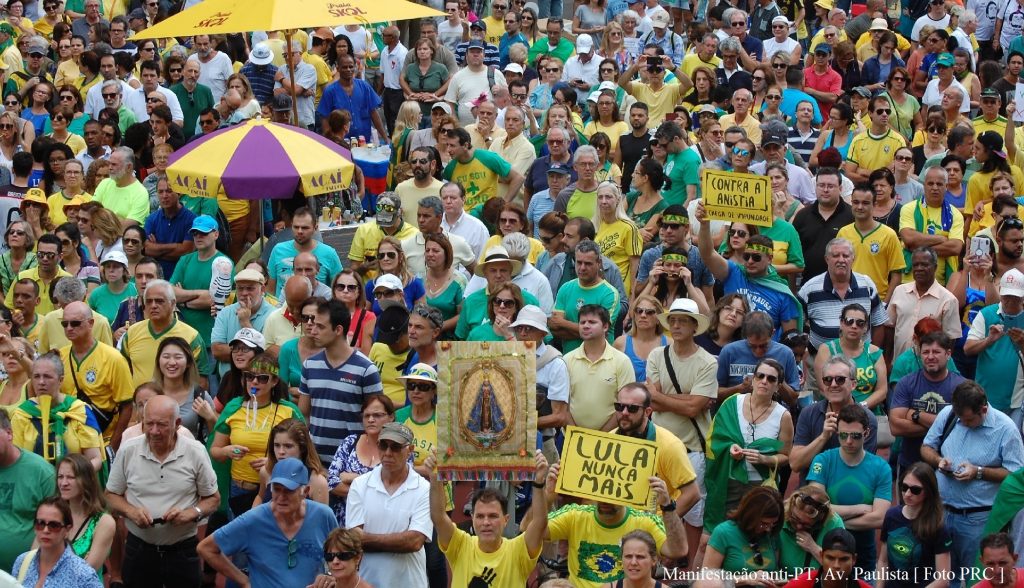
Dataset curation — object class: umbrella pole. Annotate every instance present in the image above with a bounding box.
[286,30,300,128]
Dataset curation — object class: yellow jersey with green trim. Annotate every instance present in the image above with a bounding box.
[122,317,209,387]
[596,218,643,295]
[837,222,906,300]
[59,341,133,434]
[846,128,905,172]
[442,149,513,210]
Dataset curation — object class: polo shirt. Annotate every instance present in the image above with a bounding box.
[524,155,577,198]
[262,306,301,349]
[346,466,432,588]
[846,129,905,172]
[401,231,476,278]
[886,280,962,359]
[442,149,513,210]
[300,350,383,465]
[143,205,196,279]
[552,278,620,353]
[169,250,232,347]
[106,434,218,545]
[4,266,71,316]
[797,271,887,349]
[681,52,721,79]
[792,200,854,281]
[565,342,634,430]
[122,318,210,387]
[38,308,113,353]
[266,240,343,298]
[210,298,276,376]
[836,222,906,300]
[348,221,420,263]
[718,113,762,145]
[93,177,150,224]
[898,201,965,283]
[803,66,843,115]
[170,82,216,137]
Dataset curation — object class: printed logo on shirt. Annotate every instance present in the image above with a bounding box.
[870,242,880,254]
[85,369,97,384]
[811,462,823,475]
[911,392,948,414]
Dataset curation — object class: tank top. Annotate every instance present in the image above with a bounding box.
[826,339,881,409]
[961,274,988,340]
[624,335,668,382]
[736,395,787,481]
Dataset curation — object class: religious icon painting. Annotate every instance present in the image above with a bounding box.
[436,341,537,481]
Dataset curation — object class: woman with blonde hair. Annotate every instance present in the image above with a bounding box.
[226,73,261,119]
[0,111,25,173]
[614,295,666,382]
[83,159,109,193]
[778,484,843,576]
[422,233,463,335]
[594,181,642,295]
[77,202,123,262]
[392,100,427,146]
[0,335,34,416]
[600,20,630,69]
[0,221,35,297]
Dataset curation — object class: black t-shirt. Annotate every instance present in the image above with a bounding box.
[619,131,651,193]
[793,199,855,282]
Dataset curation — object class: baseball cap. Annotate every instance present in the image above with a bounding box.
[852,86,872,98]
[547,163,571,175]
[230,327,266,350]
[981,87,1001,99]
[1002,269,1024,298]
[771,15,791,26]
[470,20,487,30]
[27,37,48,56]
[379,422,415,445]
[936,52,954,67]
[398,363,438,384]
[190,215,218,234]
[234,268,266,285]
[100,250,128,267]
[270,458,309,490]
[814,43,832,54]
[271,93,292,112]
[576,33,593,53]
[761,119,788,147]
[249,42,274,66]
[128,7,147,20]
[374,273,405,292]
[376,304,410,345]
[821,529,858,555]
[869,17,888,31]
[504,62,524,74]
[978,130,1007,159]
[651,11,671,28]
[431,102,453,115]
[467,39,486,50]
[598,80,617,92]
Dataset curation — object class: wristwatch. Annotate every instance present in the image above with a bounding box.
[911,410,921,423]
[976,467,984,481]
[194,506,204,518]
[661,500,677,513]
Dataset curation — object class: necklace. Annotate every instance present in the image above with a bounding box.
[747,395,773,444]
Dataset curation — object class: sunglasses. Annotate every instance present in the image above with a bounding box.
[900,483,923,495]
[750,542,765,566]
[334,283,359,292]
[511,93,527,99]
[661,223,683,230]
[842,317,867,327]
[146,97,163,103]
[406,382,436,392]
[300,313,317,323]
[7,229,24,237]
[288,538,298,569]
[60,94,75,101]
[544,67,561,73]
[243,372,272,384]
[493,297,517,308]
[170,67,182,73]
[60,319,84,328]
[822,375,848,385]
[891,76,906,82]
[123,238,141,246]
[34,519,66,531]
[409,157,430,165]
[772,63,787,69]
[374,290,397,299]
[797,493,829,516]
[37,251,57,259]
[838,431,864,441]
[635,308,657,316]
[742,252,763,262]
[376,203,397,213]
[874,108,891,115]
[378,251,399,260]
[614,402,644,414]
[102,93,119,99]
[894,155,912,162]
[753,371,778,383]
[732,146,751,157]
[378,440,406,452]
[728,229,748,238]
[766,94,781,100]
[324,551,359,562]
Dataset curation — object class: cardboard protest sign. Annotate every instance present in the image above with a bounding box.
[701,168,773,227]
[556,426,659,509]
[436,341,537,481]
[1014,79,1024,123]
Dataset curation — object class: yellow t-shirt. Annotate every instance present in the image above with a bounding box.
[837,223,907,300]
[972,116,1007,139]
[122,318,208,387]
[4,267,72,316]
[481,16,504,46]
[547,504,667,588]
[610,423,697,502]
[898,201,964,284]
[347,221,421,263]
[595,218,642,295]
[218,191,250,223]
[443,149,512,210]
[59,341,133,437]
[626,81,682,127]
[482,234,544,266]
[221,401,301,484]
[846,129,905,172]
[54,60,82,89]
[582,120,630,152]
[681,52,721,79]
[369,342,411,407]
[47,191,92,226]
[442,528,540,588]
[303,52,332,103]
[39,308,112,353]
[966,166,1024,224]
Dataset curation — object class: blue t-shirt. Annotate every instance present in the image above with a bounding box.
[267,240,343,298]
[143,205,196,279]
[889,370,966,466]
[214,500,338,588]
[722,261,800,339]
[317,79,383,140]
[716,339,800,390]
[637,243,715,288]
[776,88,823,125]
[807,448,893,507]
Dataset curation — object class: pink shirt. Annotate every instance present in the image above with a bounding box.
[803,66,844,116]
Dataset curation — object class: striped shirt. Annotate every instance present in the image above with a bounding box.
[787,127,819,165]
[299,350,383,466]
[796,271,887,349]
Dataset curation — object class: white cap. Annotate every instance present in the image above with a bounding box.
[100,250,128,267]
[374,273,405,292]
[651,11,671,28]
[1002,269,1024,298]
[598,80,617,91]
[504,62,524,74]
[575,33,594,53]
[509,305,549,334]
[230,327,266,350]
[771,15,792,26]
[431,102,453,115]
[587,90,601,103]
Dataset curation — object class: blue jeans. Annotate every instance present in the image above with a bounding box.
[946,509,992,588]
[537,0,563,20]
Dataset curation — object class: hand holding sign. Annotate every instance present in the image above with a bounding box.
[555,426,659,509]
[701,169,773,227]
[1014,83,1024,123]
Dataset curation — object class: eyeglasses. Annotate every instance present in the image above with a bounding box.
[731,20,746,26]
[373,290,398,299]
[406,382,436,392]
[37,251,57,259]
[59,94,75,101]
[60,320,84,329]
[146,97,163,103]
[324,551,359,562]
[742,252,763,262]
[753,371,778,383]
[409,157,430,165]
[874,108,891,115]
[894,155,912,162]
[378,440,406,452]
[838,431,864,441]
[822,375,848,386]
[635,307,657,316]
[243,371,272,384]
[766,94,781,100]
[34,519,65,531]
[493,297,517,308]
[613,402,644,414]
[842,317,867,327]
[511,93,527,99]
[728,229,748,238]
[287,538,298,569]
[900,483,924,495]
[334,282,359,293]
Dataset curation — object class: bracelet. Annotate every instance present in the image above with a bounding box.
[532,480,545,489]
[661,500,677,512]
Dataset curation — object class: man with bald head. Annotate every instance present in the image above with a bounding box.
[719,88,762,144]
[106,394,220,587]
[263,275,313,361]
[292,252,332,299]
[58,301,134,448]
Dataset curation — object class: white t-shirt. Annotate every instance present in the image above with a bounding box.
[444,66,507,126]
[381,43,409,90]
[921,78,970,113]
[967,0,999,40]
[763,36,799,61]
[998,0,1024,49]
[188,51,233,103]
[437,20,465,53]
[911,13,951,41]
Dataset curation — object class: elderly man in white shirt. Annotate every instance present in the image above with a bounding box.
[440,181,489,259]
[464,232,554,313]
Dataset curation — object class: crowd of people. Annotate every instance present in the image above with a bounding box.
[1,0,1024,587]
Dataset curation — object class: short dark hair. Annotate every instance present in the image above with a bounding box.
[816,166,842,185]
[37,233,63,254]
[11,152,32,177]
[135,256,163,278]
[917,330,953,351]
[316,299,351,333]
[567,217,596,240]
[140,59,161,75]
[630,102,649,113]
[14,277,39,296]
[470,487,509,515]
[981,533,1016,556]
[837,402,870,431]
[199,107,221,121]
[952,380,987,416]
[578,303,610,327]
[445,127,471,146]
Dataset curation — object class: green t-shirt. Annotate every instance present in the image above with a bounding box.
[566,187,598,219]
[278,337,302,388]
[426,279,464,323]
[553,278,620,353]
[180,195,221,219]
[442,149,512,210]
[169,251,233,345]
[455,287,540,341]
[662,148,700,207]
[708,520,781,573]
[88,282,138,325]
[806,448,893,507]
[760,218,805,270]
[0,450,56,571]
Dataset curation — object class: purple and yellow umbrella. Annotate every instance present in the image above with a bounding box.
[166,118,355,200]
